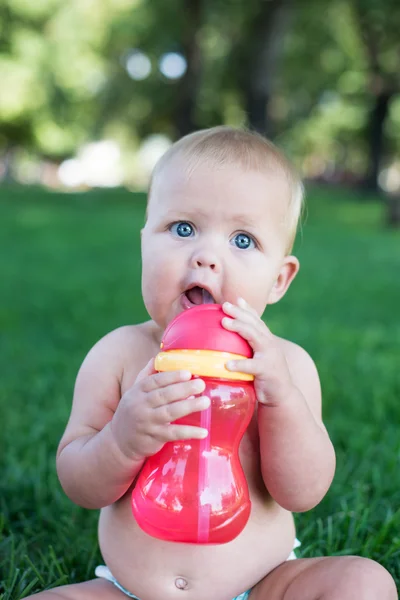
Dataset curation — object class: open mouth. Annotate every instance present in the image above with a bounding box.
[184,286,216,305]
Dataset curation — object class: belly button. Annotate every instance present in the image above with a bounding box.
[175,577,189,590]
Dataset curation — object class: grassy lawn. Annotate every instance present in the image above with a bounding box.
[0,184,399,597]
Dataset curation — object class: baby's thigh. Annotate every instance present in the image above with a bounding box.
[24,579,126,600]
[249,556,397,600]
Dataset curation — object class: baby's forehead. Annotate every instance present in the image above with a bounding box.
[151,152,291,197]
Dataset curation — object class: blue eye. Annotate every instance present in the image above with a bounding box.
[170,222,194,238]
[232,233,255,250]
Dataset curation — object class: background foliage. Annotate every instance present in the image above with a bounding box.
[1,0,400,194]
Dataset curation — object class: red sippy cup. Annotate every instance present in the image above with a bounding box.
[131,304,256,544]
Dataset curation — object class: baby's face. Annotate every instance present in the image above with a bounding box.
[141,159,296,332]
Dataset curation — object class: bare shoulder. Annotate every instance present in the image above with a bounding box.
[78,321,158,380]
[58,322,158,450]
[76,325,144,379]
[277,337,323,423]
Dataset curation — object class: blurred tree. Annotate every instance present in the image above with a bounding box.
[0,0,399,216]
[174,0,204,135]
[351,0,400,193]
[227,0,293,137]
[277,0,400,202]
[94,0,206,140]
[0,2,43,175]
[272,0,369,173]
[0,0,123,161]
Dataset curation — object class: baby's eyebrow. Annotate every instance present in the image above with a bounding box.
[165,210,259,229]
[228,214,260,228]
[164,210,212,225]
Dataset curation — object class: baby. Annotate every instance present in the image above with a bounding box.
[27,127,396,600]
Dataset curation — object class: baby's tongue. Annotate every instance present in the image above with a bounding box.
[186,287,214,305]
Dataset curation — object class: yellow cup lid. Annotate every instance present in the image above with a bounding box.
[154,349,253,381]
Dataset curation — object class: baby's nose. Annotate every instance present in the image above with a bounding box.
[191,249,220,271]
[196,258,216,270]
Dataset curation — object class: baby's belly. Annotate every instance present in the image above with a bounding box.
[98,475,296,600]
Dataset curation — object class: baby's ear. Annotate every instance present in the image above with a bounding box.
[268,256,300,305]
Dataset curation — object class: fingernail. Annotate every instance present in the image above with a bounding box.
[226,361,235,370]
[222,317,233,326]
[180,370,191,379]
[224,301,232,308]
[200,429,209,438]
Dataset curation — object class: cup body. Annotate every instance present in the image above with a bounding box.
[131,377,256,544]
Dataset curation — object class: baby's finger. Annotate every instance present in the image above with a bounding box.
[141,369,192,393]
[222,301,260,327]
[225,358,260,376]
[240,300,275,338]
[162,424,209,442]
[154,395,210,424]
[148,377,206,407]
[135,358,156,382]
[222,318,266,352]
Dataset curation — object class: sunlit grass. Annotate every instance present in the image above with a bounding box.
[0,183,399,597]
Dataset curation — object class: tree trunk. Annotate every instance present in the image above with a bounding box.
[174,0,203,137]
[243,0,292,137]
[364,90,392,192]
[245,87,271,138]
[386,195,400,227]
[2,144,16,183]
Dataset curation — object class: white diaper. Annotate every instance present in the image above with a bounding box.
[287,537,301,560]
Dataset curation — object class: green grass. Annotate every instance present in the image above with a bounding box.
[0,184,399,597]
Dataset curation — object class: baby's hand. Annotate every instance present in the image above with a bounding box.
[111,359,209,461]
[222,298,293,405]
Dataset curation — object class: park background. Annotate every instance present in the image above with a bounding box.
[0,0,399,597]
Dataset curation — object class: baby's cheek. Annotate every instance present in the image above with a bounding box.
[142,260,178,316]
[238,276,273,313]
[142,250,169,282]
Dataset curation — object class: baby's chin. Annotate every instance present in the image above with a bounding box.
[144,299,181,335]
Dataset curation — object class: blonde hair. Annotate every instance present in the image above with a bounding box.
[148,126,304,253]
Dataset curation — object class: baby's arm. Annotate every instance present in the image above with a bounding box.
[56,327,209,509]
[256,341,336,512]
[222,300,336,513]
